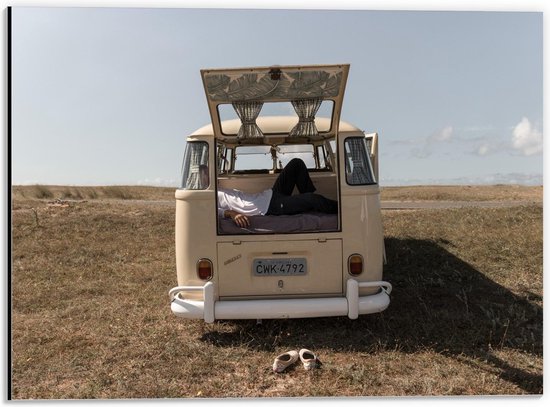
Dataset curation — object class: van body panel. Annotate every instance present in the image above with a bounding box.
[175,192,218,299]
[340,190,384,296]
[216,239,343,297]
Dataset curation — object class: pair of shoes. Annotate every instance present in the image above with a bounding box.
[272,349,319,373]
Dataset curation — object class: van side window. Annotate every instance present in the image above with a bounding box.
[344,137,376,185]
[180,142,209,190]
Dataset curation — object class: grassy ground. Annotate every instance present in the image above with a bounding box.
[10,185,542,398]
[11,185,175,203]
[380,184,542,202]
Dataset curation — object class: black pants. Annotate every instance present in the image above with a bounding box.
[266,158,338,215]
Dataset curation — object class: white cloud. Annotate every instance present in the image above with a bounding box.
[469,137,507,156]
[476,144,490,156]
[430,126,453,142]
[404,125,454,158]
[137,178,178,187]
[464,119,542,157]
[512,117,542,156]
[391,120,542,160]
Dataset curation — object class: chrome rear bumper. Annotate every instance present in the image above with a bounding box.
[169,279,392,323]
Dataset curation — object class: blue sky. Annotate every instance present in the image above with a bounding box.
[10,5,543,186]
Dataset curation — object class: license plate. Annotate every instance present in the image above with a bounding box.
[253,258,307,276]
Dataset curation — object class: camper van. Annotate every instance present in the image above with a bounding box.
[169,64,392,323]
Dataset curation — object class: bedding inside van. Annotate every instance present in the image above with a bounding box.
[218,212,338,234]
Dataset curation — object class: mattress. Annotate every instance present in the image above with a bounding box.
[218,212,338,234]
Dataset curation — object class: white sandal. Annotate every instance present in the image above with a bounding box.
[272,350,299,373]
[299,348,318,370]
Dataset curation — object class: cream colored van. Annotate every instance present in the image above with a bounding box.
[169,64,392,323]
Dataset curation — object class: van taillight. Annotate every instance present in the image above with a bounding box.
[197,259,213,280]
[348,254,363,275]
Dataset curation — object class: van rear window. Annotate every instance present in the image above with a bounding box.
[234,145,316,171]
[218,101,334,136]
[234,146,272,171]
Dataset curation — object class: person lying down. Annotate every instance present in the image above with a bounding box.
[202,158,337,227]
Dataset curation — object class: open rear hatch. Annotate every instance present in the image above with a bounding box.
[201,64,350,142]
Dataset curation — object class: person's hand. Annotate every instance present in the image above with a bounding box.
[226,210,250,228]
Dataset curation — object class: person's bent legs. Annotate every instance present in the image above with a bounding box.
[271,158,316,195]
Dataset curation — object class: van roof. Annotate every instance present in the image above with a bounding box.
[191,116,362,137]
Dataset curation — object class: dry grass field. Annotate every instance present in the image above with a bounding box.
[381,184,542,202]
[10,185,542,399]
